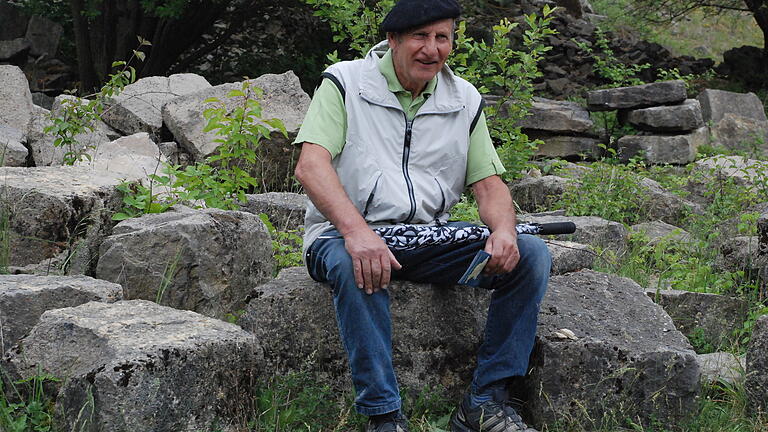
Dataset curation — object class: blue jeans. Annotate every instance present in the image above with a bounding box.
[306,222,551,416]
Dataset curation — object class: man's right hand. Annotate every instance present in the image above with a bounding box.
[344,228,402,295]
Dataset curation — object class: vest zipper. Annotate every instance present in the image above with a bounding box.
[402,116,417,223]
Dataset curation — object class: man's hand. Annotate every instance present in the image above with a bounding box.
[344,228,402,294]
[483,229,520,274]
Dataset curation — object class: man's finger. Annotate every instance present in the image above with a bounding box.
[353,258,364,289]
[380,255,392,289]
[361,259,373,294]
[388,250,402,271]
[371,258,383,292]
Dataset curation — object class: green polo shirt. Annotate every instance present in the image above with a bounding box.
[294,50,505,186]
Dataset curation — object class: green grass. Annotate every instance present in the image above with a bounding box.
[590,0,763,62]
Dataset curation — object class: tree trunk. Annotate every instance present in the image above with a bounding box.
[69,0,98,93]
[744,0,768,83]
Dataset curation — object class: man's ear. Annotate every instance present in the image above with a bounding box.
[386,32,396,48]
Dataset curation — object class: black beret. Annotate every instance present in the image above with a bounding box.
[381,0,461,33]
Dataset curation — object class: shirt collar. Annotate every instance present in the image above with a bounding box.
[378,49,438,97]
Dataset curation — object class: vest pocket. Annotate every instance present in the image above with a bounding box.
[363,171,383,218]
[433,177,446,220]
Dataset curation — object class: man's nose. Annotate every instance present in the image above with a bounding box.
[422,36,438,56]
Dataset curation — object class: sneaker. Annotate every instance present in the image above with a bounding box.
[365,411,410,432]
[450,396,537,432]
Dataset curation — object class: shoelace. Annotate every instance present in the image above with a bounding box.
[501,403,528,431]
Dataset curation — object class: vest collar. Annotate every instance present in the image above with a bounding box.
[359,40,464,114]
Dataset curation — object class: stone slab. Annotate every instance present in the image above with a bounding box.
[7,299,261,432]
[587,80,687,111]
[0,274,122,355]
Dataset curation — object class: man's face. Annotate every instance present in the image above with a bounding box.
[387,18,454,95]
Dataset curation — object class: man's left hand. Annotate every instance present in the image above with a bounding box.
[483,230,519,274]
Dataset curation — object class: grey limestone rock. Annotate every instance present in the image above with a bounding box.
[520,270,700,428]
[162,71,309,192]
[0,125,28,166]
[638,177,703,226]
[617,127,708,165]
[717,236,759,274]
[520,214,628,253]
[238,266,490,400]
[96,207,274,320]
[0,37,30,60]
[51,95,118,156]
[81,132,166,179]
[7,299,261,432]
[509,175,573,213]
[645,289,746,349]
[710,113,768,154]
[0,274,122,356]
[621,99,704,132]
[26,105,65,166]
[0,1,28,40]
[102,74,211,137]
[514,97,594,134]
[24,15,63,57]
[746,315,768,413]
[0,166,137,267]
[693,155,768,192]
[241,192,308,231]
[630,220,691,246]
[587,80,687,111]
[532,134,602,160]
[546,240,594,274]
[697,89,768,123]
[698,352,745,386]
[0,65,34,143]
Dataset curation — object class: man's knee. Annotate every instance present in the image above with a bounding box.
[517,234,552,277]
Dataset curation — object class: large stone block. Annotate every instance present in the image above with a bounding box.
[7,300,261,432]
[509,175,573,213]
[238,267,490,400]
[746,315,768,413]
[638,177,703,225]
[693,155,768,191]
[587,80,687,111]
[710,113,768,154]
[520,214,628,253]
[630,220,691,246]
[26,105,65,166]
[0,1,29,40]
[0,275,122,356]
[102,74,211,138]
[519,270,699,428]
[617,127,708,165]
[513,97,594,134]
[163,72,310,192]
[532,134,602,160]
[697,89,768,123]
[51,95,119,158]
[698,352,744,386]
[0,65,34,143]
[621,99,704,132]
[25,15,63,57]
[0,125,28,166]
[0,166,138,267]
[547,240,594,274]
[96,207,274,319]
[0,38,30,61]
[241,192,308,231]
[81,132,166,179]
[645,289,747,348]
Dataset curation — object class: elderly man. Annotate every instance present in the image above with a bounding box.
[293,0,551,430]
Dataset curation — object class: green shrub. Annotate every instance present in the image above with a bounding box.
[452,8,556,180]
